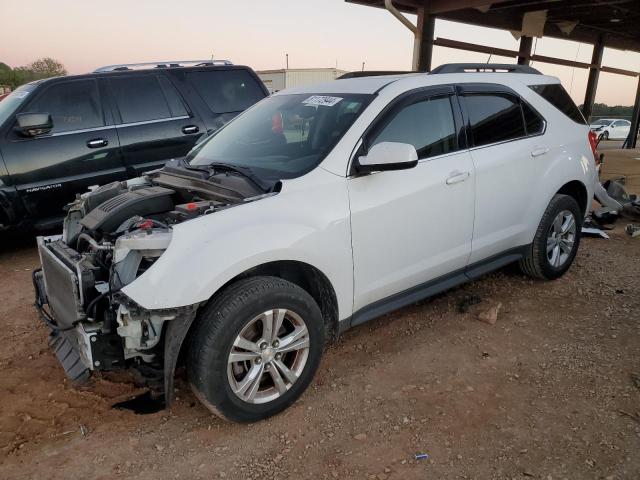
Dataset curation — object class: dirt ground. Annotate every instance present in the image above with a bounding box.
[0,227,639,480]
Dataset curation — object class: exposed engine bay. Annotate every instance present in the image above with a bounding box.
[33,160,275,396]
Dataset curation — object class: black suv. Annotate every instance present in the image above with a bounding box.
[0,60,268,232]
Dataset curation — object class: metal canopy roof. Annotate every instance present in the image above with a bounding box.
[346,0,640,51]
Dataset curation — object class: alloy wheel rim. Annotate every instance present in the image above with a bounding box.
[546,209,576,268]
[227,309,310,404]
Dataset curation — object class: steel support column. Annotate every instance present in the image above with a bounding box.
[417,9,435,72]
[582,35,604,122]
[517,36,533,65]
[625,76,640,149]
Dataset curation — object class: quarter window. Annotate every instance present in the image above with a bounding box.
[464,94,525,147]
[25,80,103,133]
[370,96,457,159]
[529,84,586,125]
[186,70,265,114]
[110,76,173,124]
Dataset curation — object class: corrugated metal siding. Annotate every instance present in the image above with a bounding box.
[257,69,347,93]
[257,72,286,94]
[285,69,346,89]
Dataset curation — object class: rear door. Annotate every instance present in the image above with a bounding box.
[108,74,205,176]
[1,78,123,222]
[459,85,547,264]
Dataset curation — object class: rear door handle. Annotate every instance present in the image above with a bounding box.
[445,170,470,185]
[87,138,108,148]
[182,125,199,135]
[531,147,549,157]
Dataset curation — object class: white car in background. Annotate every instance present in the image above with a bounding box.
[35,63,597,423]
[589,118,631,140]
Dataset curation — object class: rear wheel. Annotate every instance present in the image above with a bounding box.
[519,194,582,280]
[187,276,324,422]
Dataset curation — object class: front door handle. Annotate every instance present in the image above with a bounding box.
[445,170,470,185]
[531,147,549,157]
[87,138,108,148]
[182,125,199,135]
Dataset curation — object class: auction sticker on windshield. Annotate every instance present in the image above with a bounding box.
[303,95,343,107]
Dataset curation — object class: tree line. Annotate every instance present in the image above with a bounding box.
[0,58,67,89]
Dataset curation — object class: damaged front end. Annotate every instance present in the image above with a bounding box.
[33,160,272,405]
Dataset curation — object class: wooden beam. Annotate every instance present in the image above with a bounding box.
[582,35,604,121]
[517,36,533,66]
[425,0,494,15]
[433,37,520,58]
[433,37,640,77]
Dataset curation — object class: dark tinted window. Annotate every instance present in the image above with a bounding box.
[529,84,586,124]
[26,80,103,133]
[158,76,188,117]
[465,94,525,147]
[370,96,457,159]
[522,102,544,135]
[186,70,265,114]
[110,76,171,123]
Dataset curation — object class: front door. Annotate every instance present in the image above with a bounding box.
[107,74,205,176]
[348,91,475,312]
[2,78,124,222]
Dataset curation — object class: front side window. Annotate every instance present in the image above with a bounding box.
[613,120,628,127]
[189,93,371,180]
[465,94,525,147]
[369,96,457,159]
[25,80,103,133]
[186,70,265,114]
[110,76,172,124]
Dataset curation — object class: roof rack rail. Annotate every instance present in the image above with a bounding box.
[338,70,411,79]
[430,63,541,75]
[93,59,233,73]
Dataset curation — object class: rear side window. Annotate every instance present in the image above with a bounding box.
[110,76,173,124]
[464,94,525,147]
[186,70,265,114]
[529,84,586,125]
[370,96,457,159]
[522,102,544,135]
[26,79,103,133]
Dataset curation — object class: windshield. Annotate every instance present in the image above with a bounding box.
[0,84,36,128]
[591,119,612,126]
[188,93,372,180]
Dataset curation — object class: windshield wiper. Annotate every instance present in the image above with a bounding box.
[207,162,271,193]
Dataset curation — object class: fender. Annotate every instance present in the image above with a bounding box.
[122,167,354,320]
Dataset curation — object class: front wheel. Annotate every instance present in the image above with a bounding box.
[519,194,582,280]
[187,276,325,422]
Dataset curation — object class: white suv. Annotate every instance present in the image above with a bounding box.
[35,64,597,422]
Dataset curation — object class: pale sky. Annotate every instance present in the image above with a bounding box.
[1,0,639,106]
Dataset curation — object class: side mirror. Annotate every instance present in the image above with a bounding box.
[15,113,53,137]
[356,141,418,174]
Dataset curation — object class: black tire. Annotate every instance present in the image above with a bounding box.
[601,130,609,141]
[519,194,582,280]
[187,276,324,423]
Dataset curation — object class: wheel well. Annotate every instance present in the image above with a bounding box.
[556,180,589,216]
[223,261,340,342]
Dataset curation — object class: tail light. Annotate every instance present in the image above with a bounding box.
[588,130,598,161]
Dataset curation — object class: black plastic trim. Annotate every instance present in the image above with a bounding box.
[340,245,530,333]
